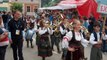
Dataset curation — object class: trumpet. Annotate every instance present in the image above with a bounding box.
[81,26,90,40]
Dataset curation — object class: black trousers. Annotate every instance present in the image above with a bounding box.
[11,39,24,60]
[0,45,8,60]
[26,39,33,48]
[51,36,60,52]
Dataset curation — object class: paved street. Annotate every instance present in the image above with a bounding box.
[5,41,107,60]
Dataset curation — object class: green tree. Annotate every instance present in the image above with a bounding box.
[11,3,23,12]
[41,0,60,7]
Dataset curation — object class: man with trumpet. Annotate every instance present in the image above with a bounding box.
[50,19,63,54]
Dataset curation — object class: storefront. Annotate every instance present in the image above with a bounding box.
[0,7,7,11]
[0,2,10,11]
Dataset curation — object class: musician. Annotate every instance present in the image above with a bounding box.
[37,20,52,60]
[50,20,62,53]
[62,19,89,60]
[25,22,35,48]
[61,19,71,60]
[60,19,70,38]
[102,24,107,52]
[90,21,107,60]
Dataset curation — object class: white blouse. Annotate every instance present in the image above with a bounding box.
[38,27,52,35]
[89,32,107,45]
[60,26,69,35]
[62,31,89,48]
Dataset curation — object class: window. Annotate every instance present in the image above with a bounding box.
[34,6,37,12]
[26,6,30,12]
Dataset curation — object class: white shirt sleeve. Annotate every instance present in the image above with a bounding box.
[60,26,66,35]
[102,34,107,40]
[47,28,53,35]
[34,23,37,31]
[61,31,73,48]
[89,33,98,45]
[38,28,47,35]
[81,33,89,47]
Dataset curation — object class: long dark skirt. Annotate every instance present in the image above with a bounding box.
[90,46,102,60]
[65,48,82,60]
[38,40,52,57]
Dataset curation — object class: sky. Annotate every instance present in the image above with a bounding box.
[96,0,107,5]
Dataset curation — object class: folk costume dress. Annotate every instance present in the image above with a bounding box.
[37,27,52,57]
[62,30,89,60]
[90,32,107,60]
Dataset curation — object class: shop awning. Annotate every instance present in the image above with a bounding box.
[3,0,9,2]
[0,7,7,11]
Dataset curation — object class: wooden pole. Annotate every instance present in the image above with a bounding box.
[102,16,106,32]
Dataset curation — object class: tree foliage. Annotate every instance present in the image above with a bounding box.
[11,3,23,12]
[41,0,60,7]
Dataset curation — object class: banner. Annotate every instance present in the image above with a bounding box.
[97,4,107,14]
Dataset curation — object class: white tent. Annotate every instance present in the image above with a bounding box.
[39,4,77,10]
[39,0,88,10]
[58,0,87,6]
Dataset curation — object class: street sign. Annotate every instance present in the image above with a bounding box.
[97,4,107,14]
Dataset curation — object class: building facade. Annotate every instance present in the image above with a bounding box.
[0,0,10,11]
[10,0,40,15]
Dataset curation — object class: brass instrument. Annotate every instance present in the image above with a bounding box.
[48,20,61,38]
[81,26,90,40]
[65,22,73,31]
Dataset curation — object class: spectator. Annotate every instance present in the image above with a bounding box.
[8,10,25,60]
[0,15,9,60]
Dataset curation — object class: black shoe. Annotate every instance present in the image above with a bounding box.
[57,51,61,54]
[42,57,45,60]
[27,46,29,48]
[83,58,88,60]
[31,46,34,48]
[61,57,65,60]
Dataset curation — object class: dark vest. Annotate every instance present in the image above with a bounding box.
[93,32,102,41]
[69,30,81,49]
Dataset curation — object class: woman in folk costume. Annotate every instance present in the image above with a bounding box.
[37,20,52,60]
[62,19,89,60]
[0,15,9,60]
[90,21,107,60]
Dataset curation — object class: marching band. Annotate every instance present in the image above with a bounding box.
[1,10,107,60]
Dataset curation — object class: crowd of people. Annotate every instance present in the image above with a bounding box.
[0,9,107,60]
